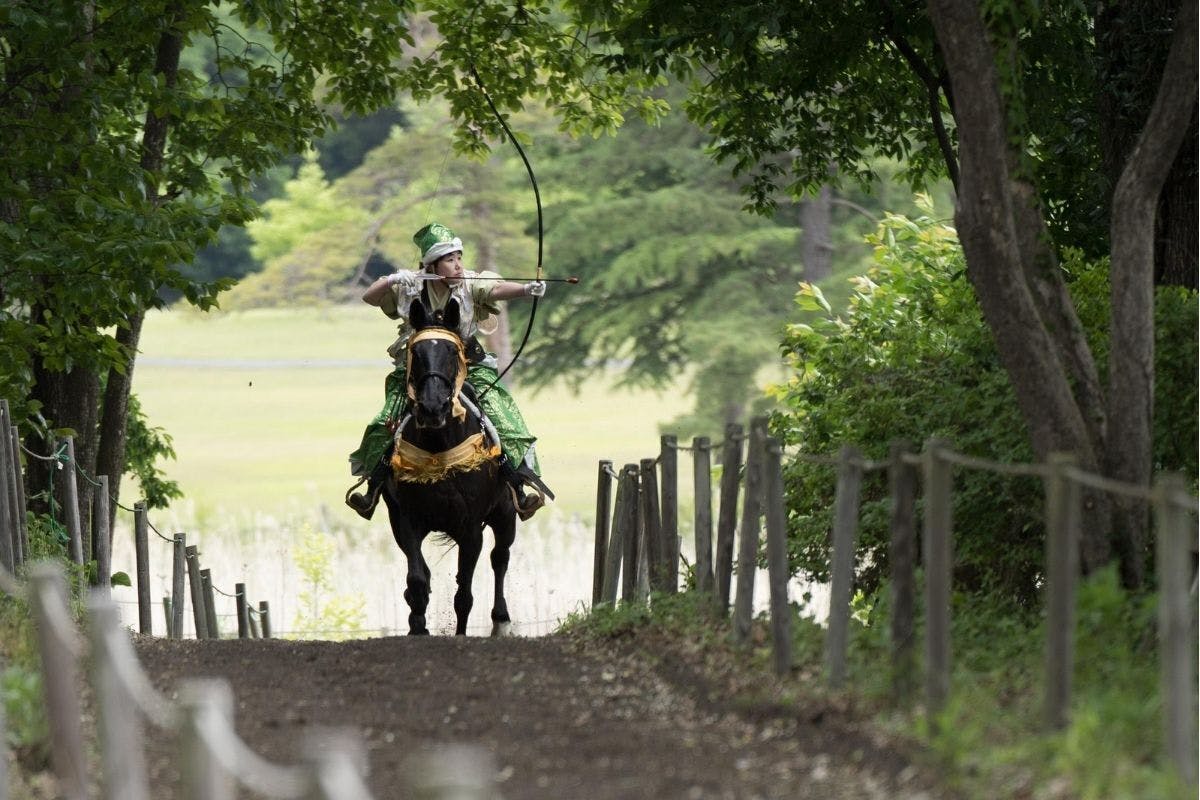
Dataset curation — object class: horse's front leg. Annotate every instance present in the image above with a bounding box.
[453,528,483,635]
[395,533,431,635]
[489,514,516,637]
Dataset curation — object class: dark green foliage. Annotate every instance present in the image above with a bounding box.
[314,108,409,182]
[0,0,415,519]
[1150,286,1199,476]
[576,0,948,209]
[770,208,1199,605]
[123,394,183,510]
[519,90,946,436]
[771,207,1044,606]
[1066,260,1199,479]
[559,589,725,640]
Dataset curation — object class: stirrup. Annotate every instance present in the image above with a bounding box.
[344,477,382,520]
[508,484,546,521]
[344,475,368,502]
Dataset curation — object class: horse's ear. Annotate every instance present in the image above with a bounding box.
[409,299,431,330]
[442,298,461,332]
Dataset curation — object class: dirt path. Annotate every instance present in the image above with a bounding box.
[134,633,950,799]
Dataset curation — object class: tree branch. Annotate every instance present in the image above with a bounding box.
[1106,0,1197,513]
[877,0,960,188]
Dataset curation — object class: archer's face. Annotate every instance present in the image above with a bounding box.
[433,251,464,285]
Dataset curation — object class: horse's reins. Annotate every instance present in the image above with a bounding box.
[393,327,504,483]
[405,328,469,421]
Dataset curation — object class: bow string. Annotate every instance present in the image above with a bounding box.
[470,62,543,400]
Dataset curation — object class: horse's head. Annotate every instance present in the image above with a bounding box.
[406,299,468,429]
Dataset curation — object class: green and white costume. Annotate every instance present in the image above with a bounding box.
[349,225,540,479]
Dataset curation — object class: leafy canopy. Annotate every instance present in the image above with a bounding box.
[1,0,412,399]
[771,202,1197,604]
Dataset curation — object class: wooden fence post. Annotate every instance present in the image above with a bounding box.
[825,444,864,689]
[87,594,150,800]
[179,679,235,800]
[592,460,614,606]
[200,569,219,639]
[162,597,173,636]
[236,583,249,639]
[602,467,632,605]
[134,502,152,634]
[259,601,272,638]
[640,458,666,594]
[1156,472,1198,787]
[660,435,679,593]
[1043,453,1080,730]
[402,744,497,799]
[634,467,651,602]
[715,423,744,611]
[620,464,640,603]
[693,437,714,594]
[0,418,14,574]
[764,437,792,676]
[7,426,27,567]
[303,728,371,799]
[171,533,186,638]
[29,563,88,800]
[93,476,111,598]
[922,437,954,727]
[185,545,208,639]
[888,440,918,706]
[0,654,7,799]
[62,437,85,565]
[733,417,767,645]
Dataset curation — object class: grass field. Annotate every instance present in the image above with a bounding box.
[129,305,691,524]
[109,305,815,637]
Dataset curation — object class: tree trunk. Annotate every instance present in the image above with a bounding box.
[1155,106,1197,289]
[26,322,101,559]
[1096,0,1198,290]
[1105,0,1197,587]
[95,310,145,533]
[927,0,1111,568]
[94,18,184,532]
[800,185,833,283]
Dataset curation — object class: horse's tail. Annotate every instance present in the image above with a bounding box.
[431,531,457,549]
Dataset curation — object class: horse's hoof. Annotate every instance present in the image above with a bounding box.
[408,628,430,636]
[491,621,511,637]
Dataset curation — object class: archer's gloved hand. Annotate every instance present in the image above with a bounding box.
[524,280,547,297]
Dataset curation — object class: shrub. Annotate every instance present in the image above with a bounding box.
[769,199,1198,606]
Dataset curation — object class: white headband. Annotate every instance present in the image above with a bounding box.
[420,238,463,266]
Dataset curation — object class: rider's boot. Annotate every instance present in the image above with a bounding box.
[498,455,552,521]
[345,460,389,520]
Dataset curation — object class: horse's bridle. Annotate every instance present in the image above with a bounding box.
[405,328,469,421]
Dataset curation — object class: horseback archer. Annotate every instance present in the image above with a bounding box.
[345,222,554,521]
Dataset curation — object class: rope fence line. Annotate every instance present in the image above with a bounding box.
[18,440,68,463]
[666,434,1196,512]
[23,565,397,799]
[600,420,1197,787]
[0,415,280,643]
[4,396,1196,791]
[144,516,175,543]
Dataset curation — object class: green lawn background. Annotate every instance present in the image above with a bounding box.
[128,305,691,527]
[113,306,817,637]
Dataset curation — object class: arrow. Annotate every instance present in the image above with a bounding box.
[412,273,580,284]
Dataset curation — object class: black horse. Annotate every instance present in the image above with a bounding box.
[380,298,518,636]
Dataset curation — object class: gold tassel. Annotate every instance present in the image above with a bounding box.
[390,433,502,484]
